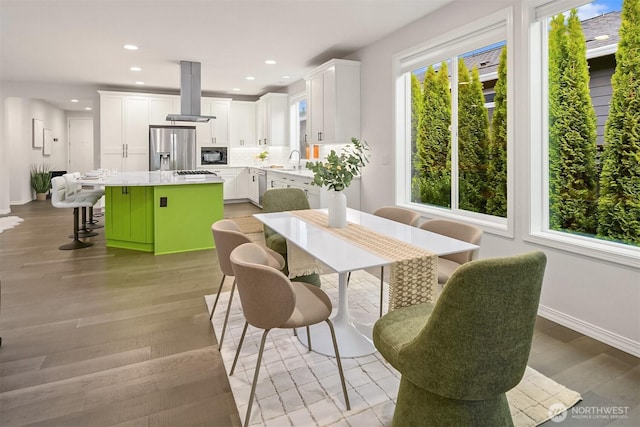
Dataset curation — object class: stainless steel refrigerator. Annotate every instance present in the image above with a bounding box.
[149,125,197,171]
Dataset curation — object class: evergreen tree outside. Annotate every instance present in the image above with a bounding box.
[410,73,423,202]
[548,10,598,234]
[597,0,640,245]
[487,46,508,217]
[457,59,489,213]
[414,63,451,207]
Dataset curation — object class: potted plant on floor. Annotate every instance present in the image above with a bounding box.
[30,164,52,201]
[306,137,370,227]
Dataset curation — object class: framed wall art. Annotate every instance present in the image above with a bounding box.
[32,118,43,148]
[43,128,53,156]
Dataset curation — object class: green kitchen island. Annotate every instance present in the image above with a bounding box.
[80,171,224,255]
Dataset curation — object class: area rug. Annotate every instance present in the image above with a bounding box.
[230,215,265,234]
[205,270,582,427]
[0,216,23,234]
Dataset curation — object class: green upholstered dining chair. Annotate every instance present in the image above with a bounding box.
[262,188,321,287]
[373,251,547,427]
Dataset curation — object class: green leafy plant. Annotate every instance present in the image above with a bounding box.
[257,150,269,161]
[30,163,52,194]
[307,138,370,191]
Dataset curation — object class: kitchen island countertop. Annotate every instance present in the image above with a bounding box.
[77,170,224,186]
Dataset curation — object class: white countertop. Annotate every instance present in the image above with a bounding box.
[77,171,224,186]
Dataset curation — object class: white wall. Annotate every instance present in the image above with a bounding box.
[349,0,640,355]
[5,97,68,204]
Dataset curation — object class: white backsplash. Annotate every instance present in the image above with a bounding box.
[228,144,350,168]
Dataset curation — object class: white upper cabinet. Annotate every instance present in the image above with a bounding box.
[149,96,179,125]
[305,59,360,145]
[99,91,150,172]
[197,98,231,146]
[230,101,256,146]
[256,93,288,146]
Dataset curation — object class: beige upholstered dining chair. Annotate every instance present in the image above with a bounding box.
[210,219,285,349]
[363,206,421,316]
[373,206,421,227]
[229,242,350,427]
[419,218,483,285]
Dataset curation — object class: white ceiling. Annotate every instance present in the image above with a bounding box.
[0,0,451,112]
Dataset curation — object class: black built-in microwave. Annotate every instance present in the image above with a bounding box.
[201,147,228,165]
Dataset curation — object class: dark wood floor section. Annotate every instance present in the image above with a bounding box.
[1,201,638,426]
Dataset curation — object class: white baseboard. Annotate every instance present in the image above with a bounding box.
[0,208,10,215]
[538,304,640,357]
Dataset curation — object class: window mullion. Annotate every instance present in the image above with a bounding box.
[450,56,460,212]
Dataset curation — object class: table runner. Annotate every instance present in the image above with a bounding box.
[289,210,438,310]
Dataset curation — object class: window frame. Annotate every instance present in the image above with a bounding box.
[528,0,640,267]
[393,8,514,238]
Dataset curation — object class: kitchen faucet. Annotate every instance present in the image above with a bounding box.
[288,149,301,170]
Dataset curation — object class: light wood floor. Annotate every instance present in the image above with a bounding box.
[1,201,638,427]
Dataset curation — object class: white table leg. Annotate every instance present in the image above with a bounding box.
[296,271,377,358]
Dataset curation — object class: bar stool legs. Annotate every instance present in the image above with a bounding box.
[60,208,93,250]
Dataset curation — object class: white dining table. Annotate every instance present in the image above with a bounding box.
[253,208,479,358]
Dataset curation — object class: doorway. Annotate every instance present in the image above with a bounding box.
[68,117,94,173]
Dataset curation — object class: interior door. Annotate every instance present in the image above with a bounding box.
[68,117,94,173]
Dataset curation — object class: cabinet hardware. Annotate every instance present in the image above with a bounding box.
[304,134,307,143]
[318,132,323,141]
[122,144,125,157]
[264,138,268,145]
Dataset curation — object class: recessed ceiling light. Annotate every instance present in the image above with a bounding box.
[124,44,138,50]
[135,81,145,85]
[85,107,92,111]
[246,76,255,81]
[282,75,291,79]
[70,99,79,103]
[594,34,609,41]
[130,66,142,71]
[232,88,241,91]
[265,60,277,65]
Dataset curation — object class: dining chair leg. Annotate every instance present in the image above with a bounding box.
[379,266,384,318]
[244,329,270,427]
[218,279,236,350]
[325,319,350,410]
[306,326,311,352]
[209,275,226,320]
[230,321,249,375]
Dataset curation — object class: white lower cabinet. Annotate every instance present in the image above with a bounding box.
[248,169,261,204]
[210,167,250,201]
[236,168,249,199]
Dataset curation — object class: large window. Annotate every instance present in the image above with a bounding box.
[289,93,307,156]
[396,10,511,233]
[531,0,639,263]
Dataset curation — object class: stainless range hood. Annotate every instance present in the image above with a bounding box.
[166,61,216,123]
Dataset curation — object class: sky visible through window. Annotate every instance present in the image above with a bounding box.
[578,0,622,20]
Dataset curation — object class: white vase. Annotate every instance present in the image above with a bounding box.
[327,190,347,228]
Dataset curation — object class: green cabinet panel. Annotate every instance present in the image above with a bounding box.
[153,183,224,255]
[105,186,154,252]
